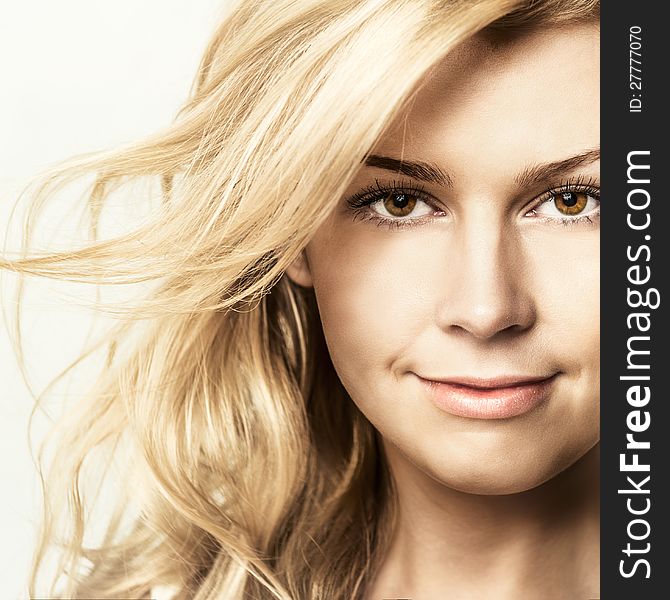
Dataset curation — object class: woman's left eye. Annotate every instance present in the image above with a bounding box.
[529,190,599,219]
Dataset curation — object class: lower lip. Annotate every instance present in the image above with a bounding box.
[419,375,556,419]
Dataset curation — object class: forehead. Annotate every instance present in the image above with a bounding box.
[373,23,599,175]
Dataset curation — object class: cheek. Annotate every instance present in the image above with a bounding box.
[305,227,432,393]
[527,230,600,363]
[526,229,600,443]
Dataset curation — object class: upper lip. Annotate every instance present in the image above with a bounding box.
[416,374,558,389]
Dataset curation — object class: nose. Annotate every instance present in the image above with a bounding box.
[436,221,536,340]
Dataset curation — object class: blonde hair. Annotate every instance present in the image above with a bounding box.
[3,0,599,598]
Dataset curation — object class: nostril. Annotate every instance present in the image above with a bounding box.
[434,234,537,339]
[441,296,537,340]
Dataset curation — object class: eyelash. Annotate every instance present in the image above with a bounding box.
[527,175,600,226]
[346,179,434,230]
[345,176,600,230]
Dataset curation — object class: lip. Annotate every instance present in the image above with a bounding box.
[416,373,558,419]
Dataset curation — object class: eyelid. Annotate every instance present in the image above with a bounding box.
[524,176,600,215]
[345,177,437,210]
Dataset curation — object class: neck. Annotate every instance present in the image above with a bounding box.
[367,443,600,600]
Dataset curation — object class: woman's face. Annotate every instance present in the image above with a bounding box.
[288,23,599,494]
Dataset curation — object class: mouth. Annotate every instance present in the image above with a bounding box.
[415,373,559,420]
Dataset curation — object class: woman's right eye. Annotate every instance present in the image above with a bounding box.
[346,182,447,229]
[370,191,435,219]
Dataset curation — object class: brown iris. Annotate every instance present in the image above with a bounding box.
[383,192,417,217]
[555,191,588,215]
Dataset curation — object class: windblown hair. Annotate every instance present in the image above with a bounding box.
[3,0,599,598]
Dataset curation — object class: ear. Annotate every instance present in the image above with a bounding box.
[285,250,313,287]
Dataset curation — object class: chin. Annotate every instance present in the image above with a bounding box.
[420,443,597,496]
[437,469,561,496]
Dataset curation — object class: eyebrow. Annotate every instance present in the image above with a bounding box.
[364,155,452,187]
[514,148,600,187]
[363,148,600,188]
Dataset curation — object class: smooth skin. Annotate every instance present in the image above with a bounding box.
[288,22,599,600]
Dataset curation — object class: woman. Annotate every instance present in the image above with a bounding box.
[4,0,599,598]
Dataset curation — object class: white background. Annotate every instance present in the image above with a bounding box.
[0,2,225,596]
